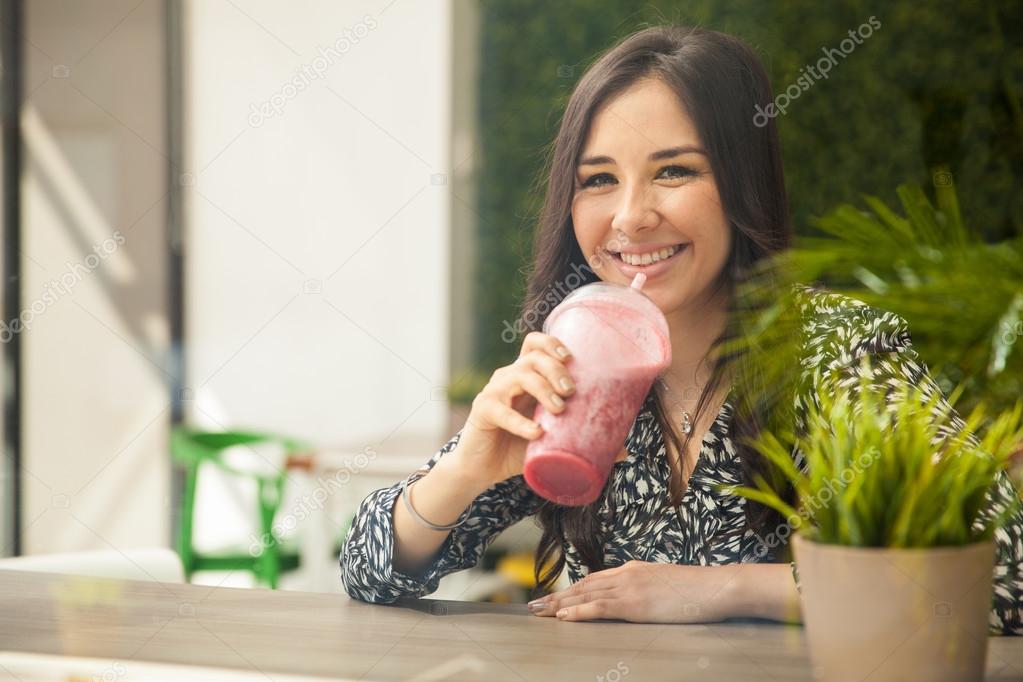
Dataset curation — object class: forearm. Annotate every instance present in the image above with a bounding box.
[725,563,803,623]
[391,444,495,575]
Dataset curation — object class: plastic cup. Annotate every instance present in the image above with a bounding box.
[522,274,671,506]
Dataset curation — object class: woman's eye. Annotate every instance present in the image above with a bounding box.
[579,166,697,189]
[659,165,697,180]
[581,173,614,188]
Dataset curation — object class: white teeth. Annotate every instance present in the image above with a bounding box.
[620,244,682,266]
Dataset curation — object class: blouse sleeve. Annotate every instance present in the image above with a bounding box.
[791,287,1023,635]
[339,429,543,603]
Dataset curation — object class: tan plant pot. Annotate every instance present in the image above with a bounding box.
[791,534,994,682]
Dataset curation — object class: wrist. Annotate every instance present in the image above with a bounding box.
[435,445,497,493]
[725,563,803,623]
[708,564,746,621]
[720,564,753,619]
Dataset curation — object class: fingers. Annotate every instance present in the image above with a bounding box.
[517,348,576,399]
[537,587,618,616]
[487,346,576,419]
[514,363,571,415]
[476,400,543,441]
[469,332,576,441]
[554,598,616,621]
[519,331,573,364]
[528,572,616,616]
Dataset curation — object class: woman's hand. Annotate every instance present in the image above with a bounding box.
[527,560,744,623]
[452,331,577,487]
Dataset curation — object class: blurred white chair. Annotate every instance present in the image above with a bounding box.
[0,548,184,583]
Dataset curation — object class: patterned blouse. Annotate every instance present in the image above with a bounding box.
[339,285,1023,634]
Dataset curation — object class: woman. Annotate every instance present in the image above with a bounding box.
[339,25,1023,633]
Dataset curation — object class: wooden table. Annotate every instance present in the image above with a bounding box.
[2,569,1022,681]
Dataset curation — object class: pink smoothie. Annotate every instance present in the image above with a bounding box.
[522,292,671,506]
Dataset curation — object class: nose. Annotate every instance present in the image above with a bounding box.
[610,182,658,239]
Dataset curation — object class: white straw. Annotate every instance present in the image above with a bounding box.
[630,273,647,290]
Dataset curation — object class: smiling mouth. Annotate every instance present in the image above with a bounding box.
[608,243,687,267]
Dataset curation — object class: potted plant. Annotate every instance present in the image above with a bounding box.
[730,362,1023,681]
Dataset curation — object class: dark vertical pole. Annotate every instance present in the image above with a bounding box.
[165,0,185,546]
[1,0,22,556]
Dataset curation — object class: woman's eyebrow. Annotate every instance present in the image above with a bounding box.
[577,145,706,166]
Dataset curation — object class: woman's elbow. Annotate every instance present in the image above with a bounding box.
[340,562,399,604]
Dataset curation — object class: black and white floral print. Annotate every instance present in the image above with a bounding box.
[339,285,1023,635]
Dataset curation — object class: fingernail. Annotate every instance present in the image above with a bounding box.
[559,377,574,392]
[556,609,568,619]
[528,601,547,614]
[551,393,564,409]
[556,346,570,359]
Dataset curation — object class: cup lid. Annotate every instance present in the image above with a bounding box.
[542,280,671,365]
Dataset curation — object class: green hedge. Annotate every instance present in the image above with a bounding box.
[472,0,1023,372]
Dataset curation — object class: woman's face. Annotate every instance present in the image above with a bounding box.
[571,77,732,315]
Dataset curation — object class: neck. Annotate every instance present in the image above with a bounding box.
[660,280,732,394]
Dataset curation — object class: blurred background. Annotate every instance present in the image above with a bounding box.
[0,0,1019,601]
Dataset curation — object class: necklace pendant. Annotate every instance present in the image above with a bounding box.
[681,410,693,435]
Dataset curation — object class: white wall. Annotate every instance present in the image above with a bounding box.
[16,0,463,572]
[21,0,170,554]
[183,0,454,449]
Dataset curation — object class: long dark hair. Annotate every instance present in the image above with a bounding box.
[519,25,795,595]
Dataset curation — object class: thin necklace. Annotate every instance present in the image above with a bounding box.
[657,376,695,435]
[657,376,700,512]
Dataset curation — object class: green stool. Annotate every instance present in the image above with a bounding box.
[171,427,308,588]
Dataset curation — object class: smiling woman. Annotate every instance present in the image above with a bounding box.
[339,24,1023,634]
[522,24,792,601]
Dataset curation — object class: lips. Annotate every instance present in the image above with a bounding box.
[617,243,683,265]
[608,243,688,279]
